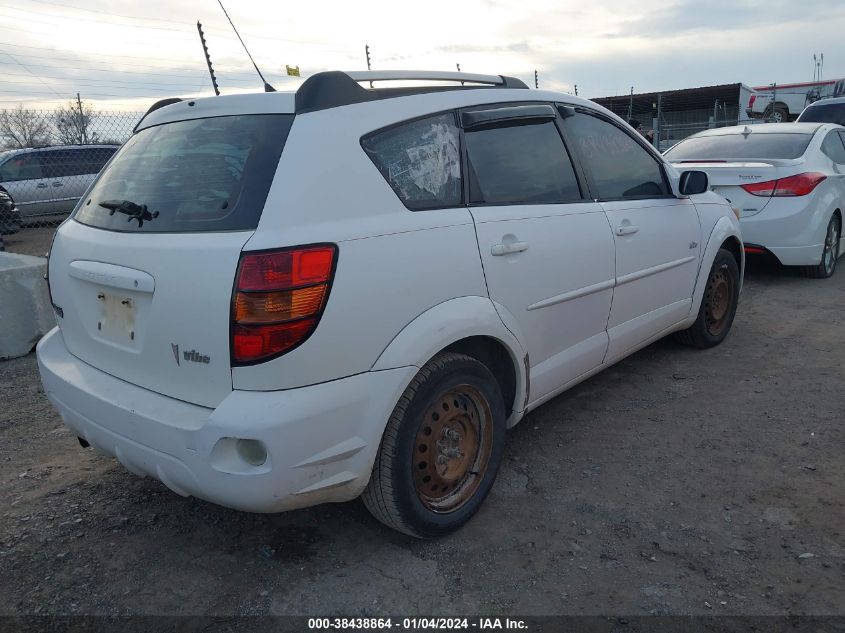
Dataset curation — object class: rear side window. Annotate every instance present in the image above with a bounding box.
[0,152,43,182]
[821,131,845,163]
[566,112,668,199]
[362,113,462,210]
[74,114,293,232]
[665,133,814,160]
[45,148,116,178]
[797,103,845,126]
[464,120,581,204]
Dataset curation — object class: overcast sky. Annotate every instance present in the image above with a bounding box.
[0,0,843,111]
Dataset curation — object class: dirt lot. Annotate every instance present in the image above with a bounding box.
[2,225,58,258]
[0,256,843,617]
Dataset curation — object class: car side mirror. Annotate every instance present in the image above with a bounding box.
[679,170,708,196]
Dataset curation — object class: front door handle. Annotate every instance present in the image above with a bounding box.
[37,183,48,188]
[491,241,529,256]
[52,182,63,187]
[615,225,639,236]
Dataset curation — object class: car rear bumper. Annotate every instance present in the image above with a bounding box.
[739,197,832,266]
[37,327,415,513]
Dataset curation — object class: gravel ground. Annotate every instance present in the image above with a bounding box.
[0,256,843,617]
[2,225,59,258]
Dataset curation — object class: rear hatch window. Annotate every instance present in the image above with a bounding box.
[798,103,845,125]
[665,133,813,161]
[74,114,293,232]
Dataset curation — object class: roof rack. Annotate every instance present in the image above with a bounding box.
[295,70,529,114]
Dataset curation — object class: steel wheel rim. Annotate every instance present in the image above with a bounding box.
[704,264,733,337]
[413,385,493,514]
[823,220,839,274]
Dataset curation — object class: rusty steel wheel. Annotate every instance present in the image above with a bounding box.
[703,264,734,337]
[362,352,506,538]
[675,248,739,349]
[413,385,494,514]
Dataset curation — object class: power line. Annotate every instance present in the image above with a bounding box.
[7,0,358,50]
[0,70,209,91]
[0,48,62,98]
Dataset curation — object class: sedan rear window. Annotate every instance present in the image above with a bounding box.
[797,103,845,126]
[74,114,293,232]
[665,133,813,161]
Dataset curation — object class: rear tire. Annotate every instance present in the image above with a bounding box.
[675,248,740,349]
[362,352,505,538]
[802,214,840,279]
[765,106,789,123]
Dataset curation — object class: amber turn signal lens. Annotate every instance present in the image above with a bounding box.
[234,286,327,324]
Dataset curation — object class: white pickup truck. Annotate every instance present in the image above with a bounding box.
[747,79,845,122]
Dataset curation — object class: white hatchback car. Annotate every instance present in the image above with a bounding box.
[665,122,845,278]
[37,71,743,537]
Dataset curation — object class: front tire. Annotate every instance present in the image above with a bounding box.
[676,248,740,349]
[362,352,506,538]
[802,214,840,279]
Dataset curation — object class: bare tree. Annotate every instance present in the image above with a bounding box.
[0,105,52,149]
[54,98,99,145]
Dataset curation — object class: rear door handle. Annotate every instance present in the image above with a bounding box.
[52,182,63,187]
[615,225,639,236]
[37,183,48,188]
[491,241,529,256]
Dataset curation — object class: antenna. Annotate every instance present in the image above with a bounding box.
[196,22,220,96]
[574,84,578,96]
[534,69,538,89]
[216,0,275,92]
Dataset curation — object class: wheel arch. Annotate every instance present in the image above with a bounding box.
[690,217,744,317]
[371,296,528,427]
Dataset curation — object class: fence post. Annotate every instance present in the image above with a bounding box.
[654,93,662,149]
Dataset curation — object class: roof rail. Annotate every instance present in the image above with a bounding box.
[295,70,528,114]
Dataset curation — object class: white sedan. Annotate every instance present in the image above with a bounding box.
[665,122,845,278]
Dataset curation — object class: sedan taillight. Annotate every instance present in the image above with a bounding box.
[741,172,827,197]
[231,244,337,364]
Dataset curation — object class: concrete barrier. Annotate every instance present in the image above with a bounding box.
[0,252,56,360]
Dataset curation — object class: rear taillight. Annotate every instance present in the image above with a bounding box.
[231,244,337,364]
[741,172,827,197]
[748,94,757,108]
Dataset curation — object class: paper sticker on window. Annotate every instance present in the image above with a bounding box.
[363,114,462,210]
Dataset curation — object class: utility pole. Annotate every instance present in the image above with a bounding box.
[574,84,578,96]
[627,86,633,121]
[76,92,86,144]
[534,70,538,89]
[196,22,220,96]
[365,44,372,70]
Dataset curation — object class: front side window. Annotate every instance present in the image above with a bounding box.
[0,152,43,182]
[566,112,668,199]
[464,120,581,205]
[362,113,462,210]
[74,114,293,233]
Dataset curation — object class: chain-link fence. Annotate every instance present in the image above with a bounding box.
[0,91,783,255]
[0,108,142,255]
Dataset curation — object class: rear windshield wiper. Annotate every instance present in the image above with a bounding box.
[98,199,159,228]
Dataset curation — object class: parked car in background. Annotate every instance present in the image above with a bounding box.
[797,96,845,126]
[0,187,20,235]
[0,145,119,221]
[746,79,845,123]
[665,122,845,278]
[37,71,743,538]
